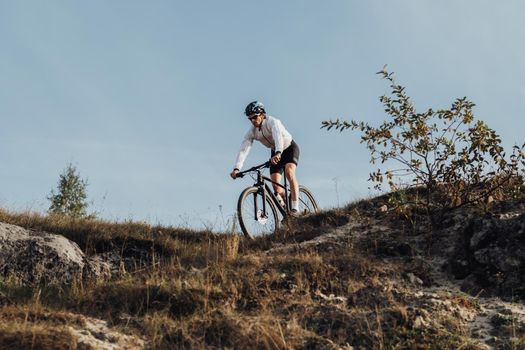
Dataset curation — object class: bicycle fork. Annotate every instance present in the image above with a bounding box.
[251,170,271,221]
[252,186,268,221]
[251,172,287,221]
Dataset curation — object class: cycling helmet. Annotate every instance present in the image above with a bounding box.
[245,101,265,116]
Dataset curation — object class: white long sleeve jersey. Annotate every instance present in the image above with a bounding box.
[234,116,293,170]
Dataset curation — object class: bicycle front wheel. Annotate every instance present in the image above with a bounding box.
[237,186,279,239]
[293,185,319,215]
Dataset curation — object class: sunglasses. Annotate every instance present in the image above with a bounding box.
[247,114,260,121]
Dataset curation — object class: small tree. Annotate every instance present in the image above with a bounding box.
[322,68,525,214]
[48,163,89,218]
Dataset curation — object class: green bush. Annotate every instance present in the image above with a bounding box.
[323,68,525,212]
[47,163,90,219]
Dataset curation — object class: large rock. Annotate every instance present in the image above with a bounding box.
[449,212,525,299]
[0,222,111,286]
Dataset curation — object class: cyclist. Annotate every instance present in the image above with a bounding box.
[230,101,301,214]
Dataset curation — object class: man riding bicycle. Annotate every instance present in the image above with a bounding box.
[230,101,301,214]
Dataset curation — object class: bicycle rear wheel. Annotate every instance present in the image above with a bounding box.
[291,185,319,215]
[237,186,279,239]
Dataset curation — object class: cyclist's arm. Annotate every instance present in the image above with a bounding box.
[234,130,254,171]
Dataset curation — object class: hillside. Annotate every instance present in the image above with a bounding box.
[1,192,525,350]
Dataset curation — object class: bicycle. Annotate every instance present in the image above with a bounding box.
[235,160,319,239]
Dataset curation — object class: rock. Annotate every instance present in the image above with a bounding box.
[413,316,428,329]
[450,213,525,300]
[0,222,111,286]
[0,291,11,306]
[314,291,347,304]
[68,316,146,349]
[460,274,486,296]
[450,258,470,279]
[83,254,113,282]
[406,273,423,285]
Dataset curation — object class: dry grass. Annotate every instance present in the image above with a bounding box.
[0,206,483,349]
[0,208,221,258]
[0,323,77,350]
[0,305,81,350]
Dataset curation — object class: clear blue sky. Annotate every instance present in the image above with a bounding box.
[1,1,524,230]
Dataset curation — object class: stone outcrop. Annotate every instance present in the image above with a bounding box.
[69,315,146,349]
[0,222,111,286]
[450,212,525,299]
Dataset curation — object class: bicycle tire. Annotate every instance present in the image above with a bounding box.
[290,185,319,215]
[237,186,279,239]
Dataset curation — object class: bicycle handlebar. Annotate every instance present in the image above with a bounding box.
[236,160,271,178]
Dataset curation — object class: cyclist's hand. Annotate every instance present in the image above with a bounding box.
[230,169,239,179]
[271,153,281,165]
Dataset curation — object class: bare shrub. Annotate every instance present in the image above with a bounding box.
[322,68,525,215]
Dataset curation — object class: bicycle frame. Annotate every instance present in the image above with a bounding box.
[237,161,291,219]
[260,173,289,218]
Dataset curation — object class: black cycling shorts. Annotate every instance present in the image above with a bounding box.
[270,140,300,174]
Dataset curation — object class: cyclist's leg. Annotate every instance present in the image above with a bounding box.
[270,172,285,198]
[271,140,300,204]
[281,140,300,202]
[284,163,299,201]
[270,149,286,199]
